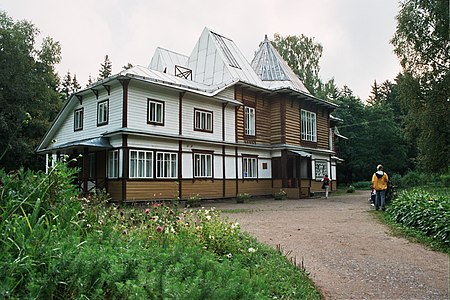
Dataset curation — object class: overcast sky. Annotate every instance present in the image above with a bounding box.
[3,0,401,101]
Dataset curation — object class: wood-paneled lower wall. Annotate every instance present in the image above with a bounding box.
[108,178,335,202]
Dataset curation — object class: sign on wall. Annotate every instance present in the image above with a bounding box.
[315,160,328,178]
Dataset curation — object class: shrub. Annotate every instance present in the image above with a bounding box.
[187,193,201,207]
[346,185,355,193]
[236,193,251,203]
[273,189,287,200]
[387,188,450,247]
[351,181,372,189]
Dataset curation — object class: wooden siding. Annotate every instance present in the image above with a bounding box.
[316,109,329,149]
[53,83,122,148]
[285,99,301,145]
[255,94,271,144]
[270,99,282,144]
[108,180,122,202]
[224,180,236,197]
[238,179,272,195]
[182,180,223,199]
[127,81,180,135]
[235,105,244,141]
[126,181,179,201]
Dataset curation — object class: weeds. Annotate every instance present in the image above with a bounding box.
[0,163,321,299]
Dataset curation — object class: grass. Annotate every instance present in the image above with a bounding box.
[1,164,322,299]
[372,186,450,255]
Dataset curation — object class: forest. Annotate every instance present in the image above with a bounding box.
[0,0,449,185]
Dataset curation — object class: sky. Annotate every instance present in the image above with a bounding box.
[2,0,402,101]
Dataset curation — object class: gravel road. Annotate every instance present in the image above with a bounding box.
[203,191,449,299]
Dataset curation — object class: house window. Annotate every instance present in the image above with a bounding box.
[147,99,164,125]
[245,106,255,136]
[74,108,83,131]
[156,152,177,178]
[107,150,118,178]
[194,109,213,132]
[315,160,328,179]
[194,152,213,178]
[301,110,316,142]
[243,156,257,178]
[97,100,109,126]
[130,150,153,178]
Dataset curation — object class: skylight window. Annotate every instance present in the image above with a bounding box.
[212,32,241,69]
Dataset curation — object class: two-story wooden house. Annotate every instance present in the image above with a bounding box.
[37,28,343,202]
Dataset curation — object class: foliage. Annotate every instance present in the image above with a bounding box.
[333,85,410,183]
[351,181,372,190]
[386,188,450,247]
[0,11,63,171]
[236,193,251,203]
[1,163,320,299]
[346,185,355,193]
[273,189,287,200]
[98,54,113,80]
[61,71,81,99]
[391,0,450,173]
[186,193,201,207]
[272,33,323,95]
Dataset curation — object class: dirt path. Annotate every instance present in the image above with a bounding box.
[203,191,449,299]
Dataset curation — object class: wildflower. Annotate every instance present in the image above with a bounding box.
[248,247,256,253]
[205,215,211,220]
[156,225,163,233]
[122,229,128,235]
[145,208,151,214]
[226,253,233,259]
[153,216,159,222]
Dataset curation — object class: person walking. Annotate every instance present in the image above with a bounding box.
[371,164,389,210]
[322,174,331,199]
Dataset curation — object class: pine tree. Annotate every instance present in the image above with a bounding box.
[98,54,112,80]
[87,74,93,87]
[72,74,81,92]
[61,71,72,99]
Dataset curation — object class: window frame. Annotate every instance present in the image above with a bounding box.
[301,109,317,142]
[129,150,153,178]
[147,98,165,126]
[156,151,178,179]
[107,150,119,178]
[97,99,109,126]
[242,155,257,179]
[244,106,256,136]
[194,108,213,133]
[193,151,213,178]
[74,108,84,131]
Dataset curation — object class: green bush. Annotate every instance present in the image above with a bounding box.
[346,185,355,193]
[387,188,450,247]
[351,181,372,189]
[0,163,321,299]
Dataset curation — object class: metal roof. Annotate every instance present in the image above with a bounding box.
[251,35,310,94]
[149,47,189,75]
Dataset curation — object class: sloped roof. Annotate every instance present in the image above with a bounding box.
[149,47,189,75]
[251,35,310,94]
[187,28,264,87]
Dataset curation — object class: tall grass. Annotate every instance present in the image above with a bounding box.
[0,163,320,299]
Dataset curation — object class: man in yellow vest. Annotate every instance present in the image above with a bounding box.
[371,164,389,211]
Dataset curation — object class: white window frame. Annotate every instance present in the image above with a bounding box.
[148,99,164,125]
[107,150,118,178]
[74,108,83,131]
[301,109,317,142]
[129,150,153,178]
[245,106,255,136]
[97,100,109,126]
[243,156,257,178]
[194,152,213,178]
[194,109,213,132]
[156,152,177,179]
